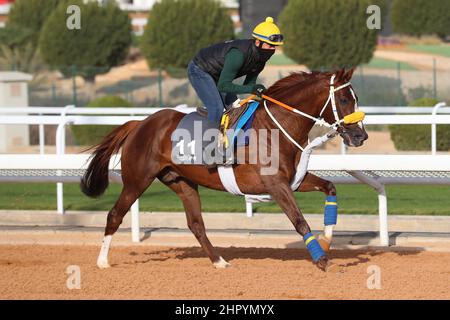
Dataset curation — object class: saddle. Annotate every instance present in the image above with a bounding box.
[220,101,260,148]
[196,102,248,134]
[171,100,260,165]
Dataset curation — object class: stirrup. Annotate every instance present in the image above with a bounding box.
[204,152,232,169]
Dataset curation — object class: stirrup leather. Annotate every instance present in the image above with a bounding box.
[220,114,230,148]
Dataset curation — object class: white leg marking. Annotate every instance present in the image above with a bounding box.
[324,225,334,240]
[318,225,335,252]
[213,256,231,269]
[97,235,112,269]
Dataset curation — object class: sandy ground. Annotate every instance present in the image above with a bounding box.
[0,245,449,300]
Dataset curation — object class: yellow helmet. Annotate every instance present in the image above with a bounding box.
[252,17,284,46]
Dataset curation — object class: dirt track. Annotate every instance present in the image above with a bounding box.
[0,245,449,300]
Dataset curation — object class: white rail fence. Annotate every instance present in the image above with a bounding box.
[0,102,448,154]
[0,102,449,246]
[1,154,450,246]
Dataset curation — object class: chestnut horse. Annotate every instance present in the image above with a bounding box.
[81,68,368,272]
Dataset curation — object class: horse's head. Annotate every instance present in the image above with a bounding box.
[319,68,368,147]
[264,69,368,147]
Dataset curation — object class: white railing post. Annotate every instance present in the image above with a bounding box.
[131,199,140,242]
[55,123,64,214]
[55,105,75,214]
[55,120,65,214]
[378,187,389,246]
[38,113,45,155]
[246,201,253,217]
[431,102,446,155]
[347,171,389,247]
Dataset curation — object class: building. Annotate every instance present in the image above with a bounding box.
[0,0,240,35]
[96,0,240,35]
[0,0,14,27]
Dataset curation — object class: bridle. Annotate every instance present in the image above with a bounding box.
[247,74,365,151]
[318,74,359,126]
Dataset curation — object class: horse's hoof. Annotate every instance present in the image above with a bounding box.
[315,256,328,271]
[97,260,111,269]
[318,234,331,253]
[213,256,231,269]
[325,261,342,273]
[315,257,341,273]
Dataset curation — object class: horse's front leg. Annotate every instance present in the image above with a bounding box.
[297,172,338,252]
[261,175,337,272]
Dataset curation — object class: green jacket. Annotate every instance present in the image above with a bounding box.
[217,48,260,95]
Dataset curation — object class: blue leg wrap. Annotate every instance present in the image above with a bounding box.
[303,232,325,262]
[324,195,338,226]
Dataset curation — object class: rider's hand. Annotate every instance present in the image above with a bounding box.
[252,84,266,98]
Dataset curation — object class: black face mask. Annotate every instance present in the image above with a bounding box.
[256,42,275,61]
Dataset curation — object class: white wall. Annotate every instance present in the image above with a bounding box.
[0,4,11,15]
[0,73,32,153]
[94,0,238,11]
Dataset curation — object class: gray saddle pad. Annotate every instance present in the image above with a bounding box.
[171,112,230,165]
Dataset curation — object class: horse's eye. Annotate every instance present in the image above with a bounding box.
[340,98,349,105]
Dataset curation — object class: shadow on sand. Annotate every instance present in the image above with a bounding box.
[119,245,423,269]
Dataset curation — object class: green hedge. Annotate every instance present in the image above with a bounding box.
[71,96,133,146]
[389,98,450,151]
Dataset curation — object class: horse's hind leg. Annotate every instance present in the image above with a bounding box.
[160,173,230,268]
[297,172,337,252]
[97,178,154,268]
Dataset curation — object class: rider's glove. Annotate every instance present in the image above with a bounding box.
[252,84,266,98]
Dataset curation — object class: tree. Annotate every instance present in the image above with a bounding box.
[391,0,450,39]
[39,0,132,85]
[7,0,60,48]
[0,25,34,49]
[279,0,387,70]
[0,0,59,72]
[141,0,234,73]
[0,26,38,71]
[0,43,44,75]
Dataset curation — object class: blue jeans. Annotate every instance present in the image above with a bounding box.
[188,60,237,126]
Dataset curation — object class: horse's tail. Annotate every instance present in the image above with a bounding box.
[81,120,140,198]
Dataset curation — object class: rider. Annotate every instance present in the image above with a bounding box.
[187,17,284,164]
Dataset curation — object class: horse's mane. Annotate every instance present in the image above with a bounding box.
[265,71,332,102]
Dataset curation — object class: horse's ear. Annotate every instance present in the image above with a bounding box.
[335,68,346,81]
[344,67,356,81]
